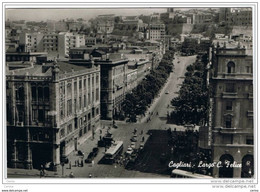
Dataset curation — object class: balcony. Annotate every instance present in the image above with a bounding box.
[247,110,253,117]
[248,93,253,99]
[222,92,238,99]
[214,127,253,134]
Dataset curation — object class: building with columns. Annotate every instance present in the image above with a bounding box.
[210,45,254,178]
[6,60,100,169]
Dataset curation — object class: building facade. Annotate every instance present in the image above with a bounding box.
[149,23,165,41]
[219,8,252,26]
[58,32,85,58]
[97,55,128,120]
[42,32,59,55]
[210,46,254,178]
[6,61,100,169]
[19,32,44,52]
[192,13,213,24]
[95,14,115,34]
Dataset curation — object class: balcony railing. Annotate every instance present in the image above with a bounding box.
[222,92,238,99]
[247,110,253,117]
[214,127,253,134]
[248,93,253,99]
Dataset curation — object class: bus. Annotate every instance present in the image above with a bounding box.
[171,169,213,179]
[104,141,123,164]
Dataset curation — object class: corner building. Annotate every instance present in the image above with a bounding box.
[6,61,100,169]
[210,46,254,178]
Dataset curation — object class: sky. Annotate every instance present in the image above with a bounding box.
[6,8,169,22]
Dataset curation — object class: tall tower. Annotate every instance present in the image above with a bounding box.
[210,45,254,178]
[167,8,175,19]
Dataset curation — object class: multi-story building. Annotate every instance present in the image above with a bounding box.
[6,61,100,169]
[6,50,47,63]
[192,13,213,24]
[167,8,175,19]
[210,45,254,178]
[19,32,44,52]
[150,13,160,22]
[85,36,96,46]
[96,53,128,120]
[58,32,85,58]
[95,14,115,34]
[125,68,137,93]
[219,8,252,26]
[149,23,165,41]
[42,32,59,55]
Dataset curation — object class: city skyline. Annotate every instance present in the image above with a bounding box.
[6,8,168,22]
[5,7,215,22]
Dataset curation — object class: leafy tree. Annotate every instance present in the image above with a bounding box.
[122,49,175,121]
[170,54,209,125]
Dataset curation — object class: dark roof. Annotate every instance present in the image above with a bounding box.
[57,61,90,73]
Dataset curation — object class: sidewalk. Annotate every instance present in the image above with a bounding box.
[7,125,110,178]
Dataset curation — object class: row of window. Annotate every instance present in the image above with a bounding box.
[222,83,253,93]
[221,135,253,145]
[66,76,99,96]
[60,107,99,139]
[60,90,99,119]
[31,87,50,102]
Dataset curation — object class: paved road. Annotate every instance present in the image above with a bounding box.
[7,55,197,179]
[71,55,197,178]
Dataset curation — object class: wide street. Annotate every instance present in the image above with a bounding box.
[7,55,197,179]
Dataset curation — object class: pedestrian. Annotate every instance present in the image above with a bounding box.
[69,161,71,169]
[40,170,44,178]
[75,160,77,167]
[81,159,84,167]
[100,129,102,134]
[142,136,145,142]
[77,159,79,167]
[69,172,74,178]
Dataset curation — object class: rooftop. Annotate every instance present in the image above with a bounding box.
[6,61,98,77]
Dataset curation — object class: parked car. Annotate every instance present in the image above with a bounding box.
[130,134,137,142]
[165,91,169,94]
[77,150,84,156]
[125,147,134,156]
[130,136,137,142]
[85,152,94,163]
[139,143,144,151]
[92,147,99,157]
[129,153,138,163]
[130,142,136,149]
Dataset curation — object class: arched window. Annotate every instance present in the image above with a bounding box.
[219,154,234,178]
[241,155,254,178]
[227,61,235,73]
